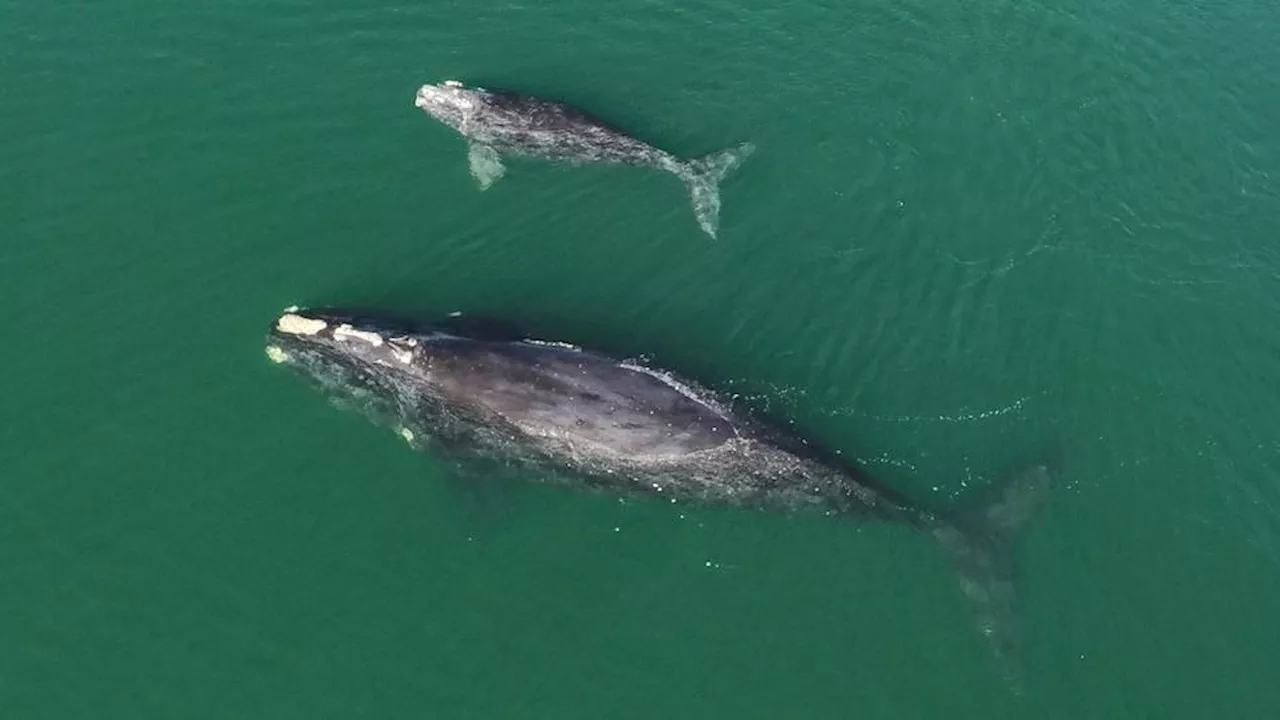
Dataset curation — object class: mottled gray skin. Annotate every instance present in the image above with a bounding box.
[413,80,754,238]
[417,81,679,170]
[265,307,1052,687]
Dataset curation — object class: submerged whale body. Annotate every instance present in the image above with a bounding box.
[265,307,1053,684]
[413,79,754,238]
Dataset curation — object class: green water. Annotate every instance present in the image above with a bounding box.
[4,0,1280,716]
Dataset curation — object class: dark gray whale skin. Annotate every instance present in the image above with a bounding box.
[266,307,915,519]
[264,307,1052,687]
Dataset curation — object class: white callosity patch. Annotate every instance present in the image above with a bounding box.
[388,343,414,364]
[389,337,419,364]
[265,346,289,364]
[276,314,327,336]
[416,83,474,111]
[333,324,384,347]
[398,427,415,444]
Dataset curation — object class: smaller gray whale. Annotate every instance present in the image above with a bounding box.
[414,80,755,238]
[265,307,1055,686]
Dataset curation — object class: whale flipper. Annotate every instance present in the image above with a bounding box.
[933,460,1055,692]
[468,142,505,190]
[677,142,755,238]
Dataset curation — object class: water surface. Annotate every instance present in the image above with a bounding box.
[3,0,1280,717]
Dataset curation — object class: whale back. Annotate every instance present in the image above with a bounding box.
[466,90,663,164]
[419,338,737,459]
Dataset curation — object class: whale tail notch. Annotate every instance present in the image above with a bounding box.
[677,142,755,239]
[932,459,1055,691]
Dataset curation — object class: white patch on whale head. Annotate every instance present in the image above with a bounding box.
[388,340,414,364]
[276,313,327,336]
[333,323,384,347]
[415,83,474,112]
[443,79,463,88]
[414,86,433,109]
[397,427,415,444]
[265,345,289,363]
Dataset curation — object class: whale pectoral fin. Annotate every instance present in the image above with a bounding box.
[402,408,531,531]
[468,143,505,190]
[439,467,529,532]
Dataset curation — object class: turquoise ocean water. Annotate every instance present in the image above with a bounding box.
[4,0,1280,717]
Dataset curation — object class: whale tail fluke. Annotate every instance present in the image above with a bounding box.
[932,459,1055,691]
[677,142,755,239]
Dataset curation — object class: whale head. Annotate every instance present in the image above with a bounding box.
[265,307,438,428]
[414,80,480,128]
[266,307,427,371]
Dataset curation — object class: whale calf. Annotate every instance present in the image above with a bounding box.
[414,79,754,238]
[265,307,1053,683]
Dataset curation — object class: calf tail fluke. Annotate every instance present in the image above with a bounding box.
[677,142,755,238]
[933,460,1055,691]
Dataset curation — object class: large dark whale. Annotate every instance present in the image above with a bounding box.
[414,79,755,238]
[264,307,1053,684]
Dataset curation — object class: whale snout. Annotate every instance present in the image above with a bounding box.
[414,85,435,109]
[414,81,475,114]
[267,307,420,369]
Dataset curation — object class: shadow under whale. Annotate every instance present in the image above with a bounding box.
[264,306,1056,687]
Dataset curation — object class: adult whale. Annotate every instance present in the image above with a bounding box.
[264,307,1053,685]
[413,80,754,238]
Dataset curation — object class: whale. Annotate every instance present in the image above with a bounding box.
[264,307,1054,684]
[413,79,754,238]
